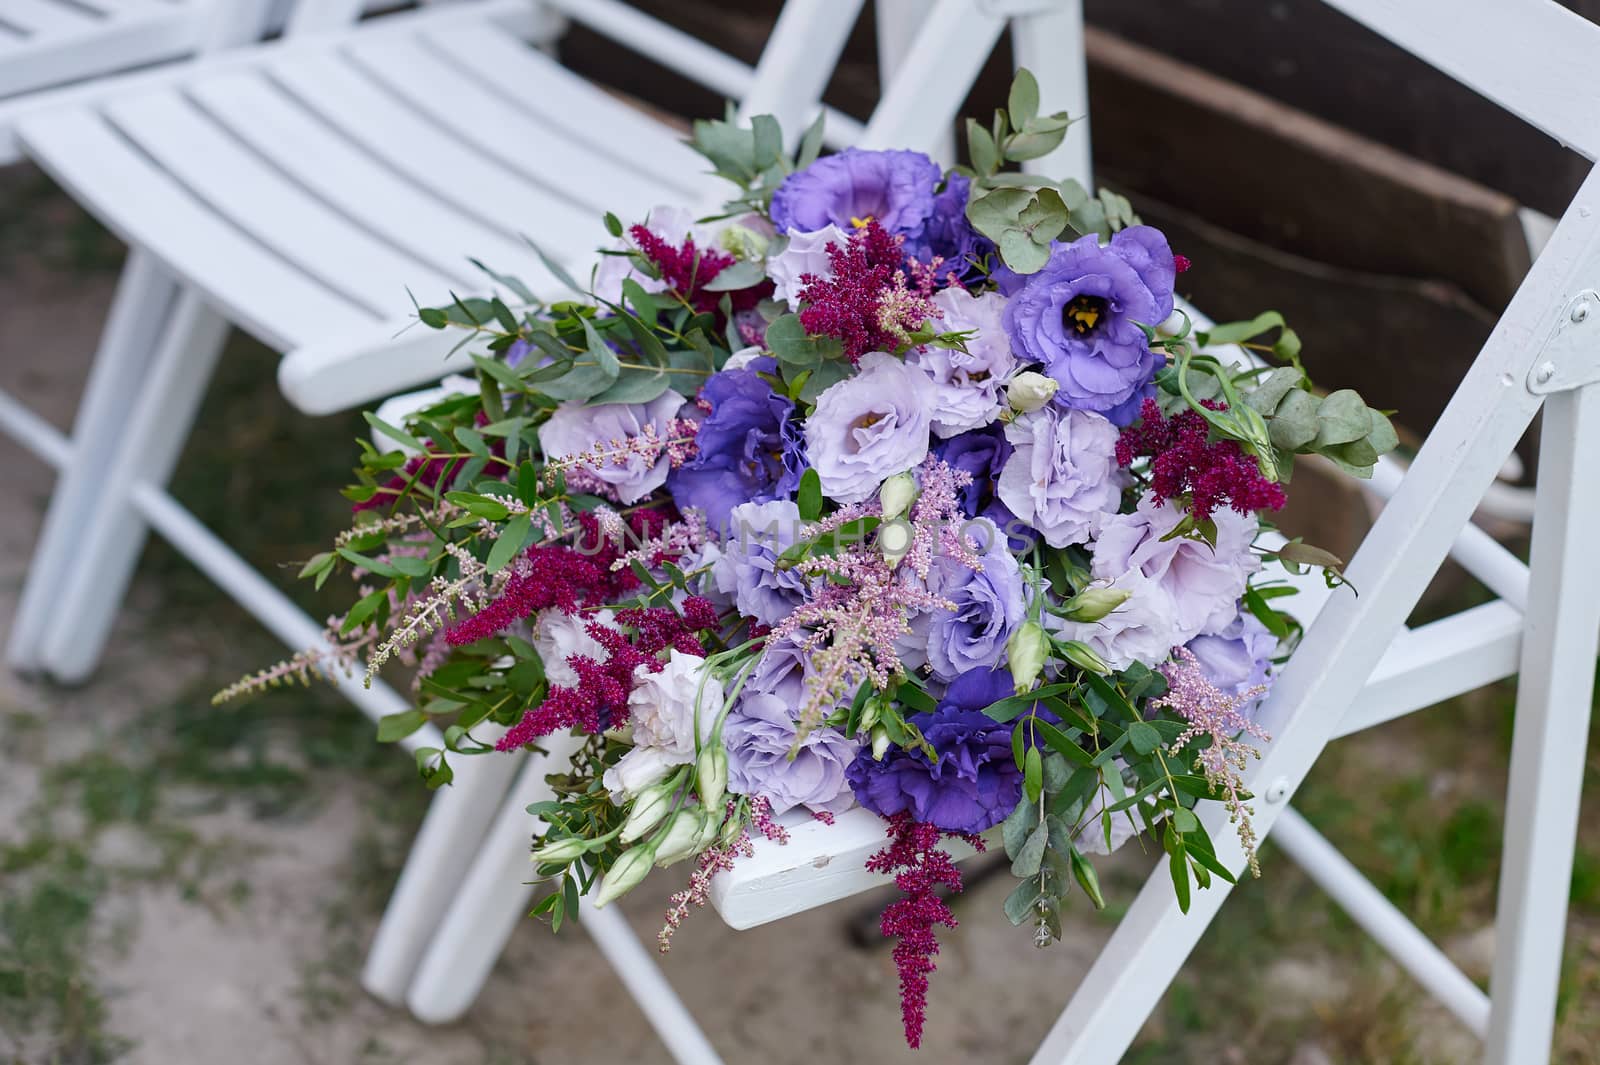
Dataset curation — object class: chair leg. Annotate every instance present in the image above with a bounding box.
[404,739,723,1065]
[361,742,524,1004]
[33,283,230,684]
[1483,384,1600,1065]
[7,249,178,673]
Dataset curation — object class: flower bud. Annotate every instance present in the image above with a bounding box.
[871,725,891,761]
[1007,371,1059,413]
[1007,620,1049,692]
[696,745,728,809]
[529,836,589,866]
[878,472,917,521]
[879,518,913,569]
[592,844,654,908]
[718,810,746,848]
[857,698,880,733]
[719,223,769,260]
[619,779,676,844]
[1060,586,1132,624]
[1060,639,1111,675]
[652,808,708,866]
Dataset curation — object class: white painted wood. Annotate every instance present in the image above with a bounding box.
[1321,0,1600,163]
[5,249,176,671]
[875,0,955,166]
[860,0,1008,153]
[1,0,101,36]
[279,317,482,416]
[182,70,548,291]
[103,87,459,316]
[1012,0,1093,187]
[736,0,863,147]
[264,50,600,263]
[16,109,371,348]
[1484,382,1600,1064]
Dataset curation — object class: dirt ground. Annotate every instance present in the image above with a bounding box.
[1,165,1596,1065]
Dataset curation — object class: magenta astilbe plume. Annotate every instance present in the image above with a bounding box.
[494,597,721,750]
[1116,398,1286,523]
[628,224,768,315]
[796,219,939,362]
[867,812,985,1049]
[443,546,612,647]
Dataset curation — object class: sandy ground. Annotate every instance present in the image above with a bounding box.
[2,165,1594,1065]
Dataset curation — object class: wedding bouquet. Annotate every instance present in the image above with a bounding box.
[221,72,1396,1047]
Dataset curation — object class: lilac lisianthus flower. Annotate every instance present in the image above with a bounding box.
[910,289,1017,437]
[922,518,1026,682]
[934,425,1030,546]
[667,361,806,532]
[997,405,1122,548]
[538,390,686,504]
[711,499,811,627]
[771,148,942,241]
[803,352,937,503]
[1186,604,1277,719]
[723,637,855,815]
[845,701,1021,834]
[767,225,849,310]
[1091,496,1261,644]
[999,227,1176,424]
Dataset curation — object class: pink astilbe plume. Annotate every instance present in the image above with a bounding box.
[628,224,769,315]
[1151,645,1272,875]
[1116,398,1286,523]
[796,219,941,362]
[657,796,787,952]
[494,596,721,750]
[867,813,985,1049]
[772,458,979,741]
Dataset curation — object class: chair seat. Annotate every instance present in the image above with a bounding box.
[14,1,712,353]
[0,0,209,105]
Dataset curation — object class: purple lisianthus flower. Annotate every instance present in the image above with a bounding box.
[1091,496,1261,646]
[711,499,811,627]
[771,148,942,241]
[845,703,1021,834]
[668,361,805,532]
[997,406,1122,548]
[909,288,1017,438]
[923,518,1026,682]
[999,227,1175,424]
[724,636,855,815]
[537,390,686,504]
[910,171,991,279]
[1186,604,1277,719]
[934,425,1031,548]
[803,352,937,503]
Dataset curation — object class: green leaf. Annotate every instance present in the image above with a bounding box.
[1003,877,1044,926]
[966,118,998,176]
[702,259,768,292]
[998,230,1052,273]
[981,682,1075,723]
[1243,584,1292,640]
[1011,820,1049,878]
[1169,840,1192,913]
[795,111,827,170]
[1001,793,1041,857]
[444,491,511,520]
[524,235,585,295]
[797,467,823,522]
[455,426,489,459]
[1313,390,1373,447]
[1268,388,1320,450]
[1127,720,1162,756]
[1032,718,1093,766]
[362,411,425,453]
[1024,746,1044,803]
[377,709,429,743]
[764,312,842,366]
[1008,68,1040,126]
[1244,366,1303,415]
[486,513,532,574]
[1274,540,1347,574]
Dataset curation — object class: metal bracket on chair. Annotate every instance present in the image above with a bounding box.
[1527,290,1600,394]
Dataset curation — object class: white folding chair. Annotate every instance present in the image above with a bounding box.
[712,3,1600,1063]
[0,1,969,1058]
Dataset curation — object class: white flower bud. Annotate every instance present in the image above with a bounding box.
[652,808,709,866]
[1007,620,1049,692]
[1060,639,1111,675]
[871,725,891,761]
[592,844,654,908]
[530,836,589,865]
[696,745,728,809]
[1008,371,1059,413]
[719,223,770,260]
[879,518,914,569]
[619,779,676,844]
[1060,586,1132,623]
[878,472,917,521]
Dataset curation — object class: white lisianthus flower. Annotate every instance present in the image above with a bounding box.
[628,649,725,759]
[533,609,618,689]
